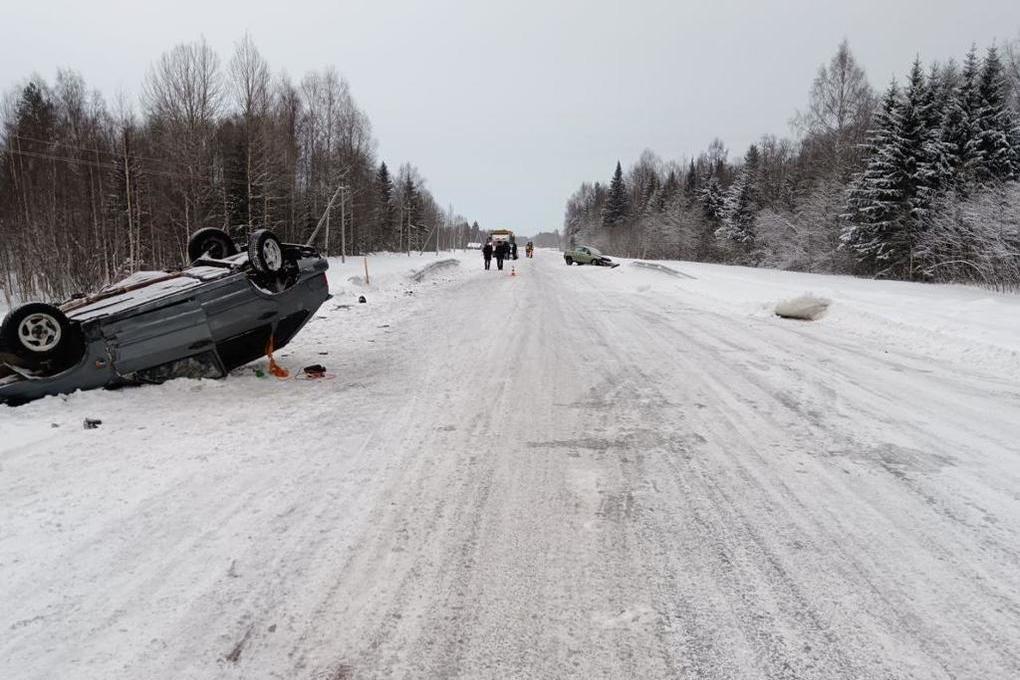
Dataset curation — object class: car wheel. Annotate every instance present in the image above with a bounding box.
[564,256,573,265]
[249,229,286,275]
[0,303,84,368]
[188,228,238,263]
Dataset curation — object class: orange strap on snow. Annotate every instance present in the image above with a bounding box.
[265,337,290,379]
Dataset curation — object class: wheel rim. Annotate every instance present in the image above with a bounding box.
[262,239,283,271]
[18,313,62,352]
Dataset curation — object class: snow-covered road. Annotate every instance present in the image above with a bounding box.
[2,251,1019,679]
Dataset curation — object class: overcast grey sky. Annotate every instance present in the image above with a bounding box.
[3,0,1019,232]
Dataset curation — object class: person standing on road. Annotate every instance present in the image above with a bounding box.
[511,241,518,260]
[495,241,506,270]
[482,241,493,270]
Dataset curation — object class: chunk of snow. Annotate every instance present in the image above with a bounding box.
[775,294,831,321]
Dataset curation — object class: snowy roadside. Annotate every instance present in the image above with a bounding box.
[0,251,477,441]
[605,258,1020,381]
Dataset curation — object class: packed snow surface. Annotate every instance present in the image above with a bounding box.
[2,251,1019,679]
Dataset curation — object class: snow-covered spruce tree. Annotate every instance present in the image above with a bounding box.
[900,59,941,239]
[920,63,954,200]
[941,47,983,193]
[842,81,909,274]
[716,144,761,262]
[601,161,630,230]
[842,65,942,278]
[698,176,726,224]
[373,161,395,248]
[694,176,726,261]
[397,164,421,250]
[972,46,1019,184]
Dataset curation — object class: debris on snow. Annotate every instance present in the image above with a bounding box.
[358,295,367,304]
[224,624,253,663]
[775,294,831,321]
[82,418,102,430]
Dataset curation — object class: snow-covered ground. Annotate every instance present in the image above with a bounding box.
[623,257,1020,382]
[2,250,1019,679]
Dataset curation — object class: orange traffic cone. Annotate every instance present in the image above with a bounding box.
[511,265,516,277]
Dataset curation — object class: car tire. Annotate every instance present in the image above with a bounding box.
[564,256,573,265]
[188,228,238,263]
[1,303,84,368]
[248,229,286,275]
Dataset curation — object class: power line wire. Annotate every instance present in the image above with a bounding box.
[6,134,259,183]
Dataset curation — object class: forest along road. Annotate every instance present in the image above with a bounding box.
[3,250,1020,680]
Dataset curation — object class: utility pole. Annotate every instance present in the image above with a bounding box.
[418,224,436,256]
[304,176,347,248]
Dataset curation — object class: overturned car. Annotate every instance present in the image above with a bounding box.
[0,228,330,405]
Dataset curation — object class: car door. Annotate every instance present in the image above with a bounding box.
[102,297,216,376]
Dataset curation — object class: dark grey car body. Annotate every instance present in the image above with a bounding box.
[0,249,329,404]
